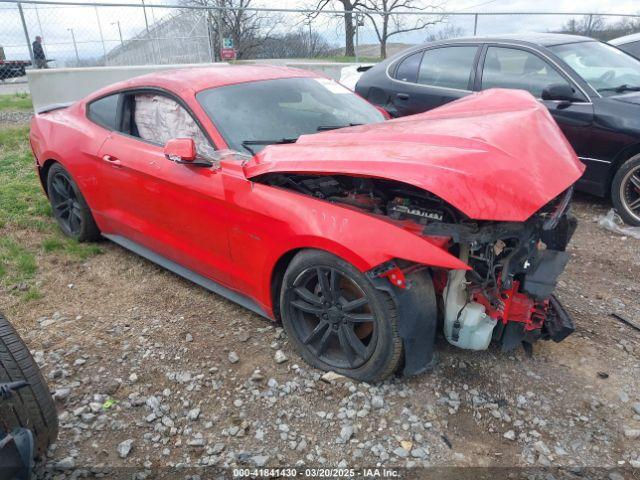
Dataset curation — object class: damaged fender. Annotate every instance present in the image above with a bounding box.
[222,177,469,317]
[370,268,438,376]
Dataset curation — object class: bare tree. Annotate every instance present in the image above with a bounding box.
[558,14,640,41]
[360,0,445,59]
[560,14,605,37]
[183,0,280,60]
[312,0,365,57]
[424,24,465,42]
[256,29,333,58]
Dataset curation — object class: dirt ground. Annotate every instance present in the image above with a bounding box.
[1,169,640,476]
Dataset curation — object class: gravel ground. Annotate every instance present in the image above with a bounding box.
[0,109,33,126]
[0,117,638,478]
[1,195,637,479]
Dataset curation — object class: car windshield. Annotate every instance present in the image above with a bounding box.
[549,41,640,97]
[196,77,385,154]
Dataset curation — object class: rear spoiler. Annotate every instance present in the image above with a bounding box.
[357,65,373,72]
[36,102,73,115]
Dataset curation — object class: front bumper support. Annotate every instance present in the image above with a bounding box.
[544,294,575,343]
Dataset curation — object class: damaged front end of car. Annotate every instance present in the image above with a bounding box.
[426,187,576,354]
[256,171,577,366]
[247,89,585,375]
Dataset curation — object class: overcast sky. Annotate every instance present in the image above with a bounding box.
[446,0,636,14]
[0,0,638,64]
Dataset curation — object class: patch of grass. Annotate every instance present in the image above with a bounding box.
[42,237,64,253]
[24,288,42,301]
[0,126,43,229]
[63,241,103,260]
[0,237,37,284]
[0,124,101,299]
[0,93,32,111]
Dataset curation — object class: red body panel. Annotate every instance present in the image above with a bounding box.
[29,67,582,319]
[246,89,585,222]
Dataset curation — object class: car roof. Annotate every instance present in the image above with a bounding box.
[610,32,640,45]
[427,33,595,48]
[93,65,319,98]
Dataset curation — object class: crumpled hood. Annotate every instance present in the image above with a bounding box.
[245,89,585,221]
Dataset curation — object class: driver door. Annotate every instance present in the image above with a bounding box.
[97,91,235,287]
[478,45,595,160]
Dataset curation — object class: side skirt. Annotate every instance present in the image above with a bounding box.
[103,234,270,319]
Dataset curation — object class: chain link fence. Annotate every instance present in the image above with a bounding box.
[1,0,639,81]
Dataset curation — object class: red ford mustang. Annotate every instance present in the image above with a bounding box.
[30,66,584,382]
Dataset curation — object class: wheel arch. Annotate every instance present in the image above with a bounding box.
[269,248,303,321]
[611,143,640,191]
[38,158,59,196]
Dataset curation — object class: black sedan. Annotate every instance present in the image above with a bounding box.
[356,34,640,225]
[610,33,640,60]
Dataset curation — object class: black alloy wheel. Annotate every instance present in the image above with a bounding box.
[289,266,377,370]
[280,250,402,382]
[620,165,640,223]
[612,154,640,226]
[46,163,101,241]
[49,172,83,237]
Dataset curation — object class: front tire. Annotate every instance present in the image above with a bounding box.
[612,154,640,226]
[46,163,100,241]
[280,250,402,382]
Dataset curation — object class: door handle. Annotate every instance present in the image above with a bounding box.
[102,154,121,166]
[396,93,410,100]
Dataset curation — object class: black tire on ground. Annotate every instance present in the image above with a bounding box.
[46,162,101,241]
[280,249,402,382]
[0,312,58,457]
[611,153,640,226]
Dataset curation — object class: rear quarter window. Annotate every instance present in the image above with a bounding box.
[394,51,423,83]
[619,41,640,60]
[87,94,119,130]
[417,46,478,90]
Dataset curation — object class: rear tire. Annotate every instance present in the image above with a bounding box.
[46,162,100,241]
[0,312,58,457]
[611,154,640,226]
[280,249,402,382]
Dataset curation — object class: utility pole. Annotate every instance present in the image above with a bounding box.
[217,6,224,62]
[17,2,34,65]
[141,0,150,34]
[68,28,79,65]
[305,14,313,57]
[205,16,214,62]
[354,13,362,63]
[95,6,106,58]
[34,3,47,59]
[112,21,123,46]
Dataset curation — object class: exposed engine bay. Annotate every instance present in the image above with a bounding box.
[257,173,576,352]
[259,174,461,224]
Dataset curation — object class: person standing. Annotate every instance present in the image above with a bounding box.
[32,36,47,69]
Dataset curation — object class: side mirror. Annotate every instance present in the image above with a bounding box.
[164,138,196,163]
[541,83,578,102]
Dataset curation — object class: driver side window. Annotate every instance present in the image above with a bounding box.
[124,93,216,159]
[481,46,573,98]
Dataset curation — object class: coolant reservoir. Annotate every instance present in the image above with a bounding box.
[443,268,497,350]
